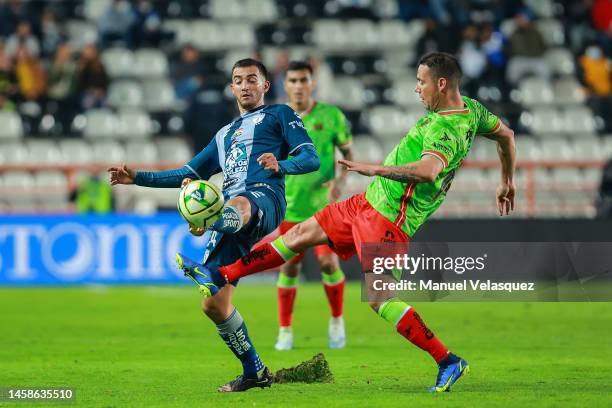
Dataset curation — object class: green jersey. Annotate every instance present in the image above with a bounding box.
[285,102,352,222]
[365,96,501,236]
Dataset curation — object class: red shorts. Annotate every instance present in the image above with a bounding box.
[257,220,335,265]
[314,193,410,262]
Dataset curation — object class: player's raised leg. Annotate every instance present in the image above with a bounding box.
[219,216,330,285]
[317,251,346,349]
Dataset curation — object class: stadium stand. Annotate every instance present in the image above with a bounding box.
[0,0,609,217]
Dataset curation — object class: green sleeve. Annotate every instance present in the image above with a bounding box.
[474,100,501,134]
[421,121,458,168]
[333,108,352,147]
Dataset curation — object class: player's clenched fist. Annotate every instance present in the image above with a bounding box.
[107,164,135,185]
[257,153,279,173]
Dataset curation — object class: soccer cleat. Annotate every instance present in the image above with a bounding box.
[328,316,346,349]
[175,253,219,297]
[274,327,294,351]
[218,367,273,392]
[429,353,469,393]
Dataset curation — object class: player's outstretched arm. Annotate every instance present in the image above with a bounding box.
[339,155,443,184]
[481,122,516,216]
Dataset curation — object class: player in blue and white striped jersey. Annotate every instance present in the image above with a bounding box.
[108,59,319,392]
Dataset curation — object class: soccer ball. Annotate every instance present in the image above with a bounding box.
[177,180,224,229]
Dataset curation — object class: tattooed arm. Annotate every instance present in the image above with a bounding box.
[338,155,444,183]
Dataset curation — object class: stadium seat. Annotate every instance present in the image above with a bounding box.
[116,110,153,139]
[65,20,98,49]
[553,77,586,106]
[582,168,602,190]
[84,109,119,139]
[560,106,596,136]
[162,19,192,46]
[384,51,417,78]
[190,20,224,50]
[312,20,348,51]
[141,80,178,111]
[538,139,574,161]
[372,0,399,19]
[125,141,158,164]
[551,168,582,189]
[0,143,28,164]
[536,19,565,46]
[83,0,111,21]
[515,137,542,161]
[34,171,69,209]
[133,49,169,78]
[345,20,380,50]
[0,111,24,140]
[91,141,126,164]
[544,48,575,76]
[2,171,35,206]
[107,81,144,109]
[570,139,603,160]
[59,139,93,164]
[518,78,554,106]
[156,138,192,163]
[351,136,385,163]
[470,138,498,161]
[378,20,412,49]
[367,106,407,136]
[223,22,256,49]
[343,171,372,198]
[524,0,555,17]
[25,140,62,164]
[391,78,423,108]
[209,0,242,19]
[329,77,366,110]
[101,48,135,78]
[246,0,278,22]
[523,108,563,137]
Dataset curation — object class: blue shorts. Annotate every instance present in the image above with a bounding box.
[200,186,285,285]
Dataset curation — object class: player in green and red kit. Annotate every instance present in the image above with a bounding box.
[189,52,517,392]
[273,61,353,351]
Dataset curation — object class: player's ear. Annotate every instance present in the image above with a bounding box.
[438,77,447,92]
[263,79,271,94]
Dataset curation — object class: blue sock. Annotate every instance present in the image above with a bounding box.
[216,309,265,379]
[211,205,243,234]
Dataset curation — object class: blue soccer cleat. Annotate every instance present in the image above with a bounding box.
[175,253,220,297]
[429,353,469,393]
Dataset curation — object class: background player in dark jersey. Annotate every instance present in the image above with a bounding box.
[108,59,320,392]
[188,52,516,393]
[272,61,354,351]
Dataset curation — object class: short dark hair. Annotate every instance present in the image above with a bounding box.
[418,52,462,88]
[285,60,313,77]
[231,58,268,81]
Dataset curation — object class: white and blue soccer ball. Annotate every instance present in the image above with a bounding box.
[177,180,224,229]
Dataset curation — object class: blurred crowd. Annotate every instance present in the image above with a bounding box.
[0,0,610,137]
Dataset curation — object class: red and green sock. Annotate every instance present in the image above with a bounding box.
[221,237,297,282]
[277,272,298,328]
[378,298,449,363]
[322,269,345,318]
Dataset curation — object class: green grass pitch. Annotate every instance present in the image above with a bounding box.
[1,283,611,407]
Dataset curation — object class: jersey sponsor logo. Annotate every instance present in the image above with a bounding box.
[232,128,244,138]
[440,134,451,141]
[223,142,248,189]
[432,142,453,156]
[314,123,324,131]
[252,113,265,125]
[288,119,305,130]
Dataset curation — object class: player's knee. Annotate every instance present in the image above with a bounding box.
[368,301,382,312]
[281,262,300,277]
[318,255,338,274]
[201,297,228,321]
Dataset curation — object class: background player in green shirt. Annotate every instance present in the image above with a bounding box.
[206,52,516,393]
[273,61,354,351]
